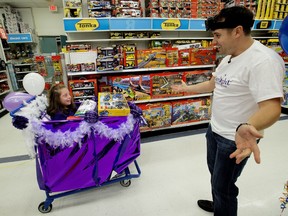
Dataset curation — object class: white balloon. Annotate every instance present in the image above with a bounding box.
[23,73,45,95]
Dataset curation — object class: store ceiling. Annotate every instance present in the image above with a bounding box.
[0,0,63,8]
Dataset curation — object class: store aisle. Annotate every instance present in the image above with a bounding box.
[0,113,288,216]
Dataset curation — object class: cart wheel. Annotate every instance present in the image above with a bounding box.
[38,202,52,213]
[120,179,131,187]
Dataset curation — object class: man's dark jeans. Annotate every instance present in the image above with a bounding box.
[205,125,249,216]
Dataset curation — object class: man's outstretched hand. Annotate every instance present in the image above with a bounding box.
[230,124,263,164]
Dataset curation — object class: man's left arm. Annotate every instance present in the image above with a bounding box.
[230,98,282,164]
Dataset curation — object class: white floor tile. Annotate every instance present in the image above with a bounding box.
[0,114,287,216]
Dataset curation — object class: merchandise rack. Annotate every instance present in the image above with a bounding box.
[63,16,285,131]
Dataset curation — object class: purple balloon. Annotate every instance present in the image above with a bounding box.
[3,92,34,112]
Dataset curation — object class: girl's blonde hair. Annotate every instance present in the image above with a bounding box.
[47,84,76,116]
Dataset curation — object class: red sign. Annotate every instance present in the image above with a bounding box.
[49,5,58,12]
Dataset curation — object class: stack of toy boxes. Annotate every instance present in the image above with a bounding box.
[147,0,193,18]
[225,0,256,15]
[253,0,286,20]
[109,74,151,101]
[172,97,211,125]
[88,0,112,17]
[191,0,223,18]
[112,0,142,17]
[123,44,137,69]
[166,48,179,67]
[182,70,213,95]
[98,92,130,116]
[3,5,20,33]
[96,45,123,71]
[68,79,98,101]
[64,0,82,18]
[137,102,172,130]
[150,72,184,99]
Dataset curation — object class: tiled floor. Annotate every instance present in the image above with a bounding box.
[0,113,288,216]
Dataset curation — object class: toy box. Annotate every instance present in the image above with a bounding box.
[109,75,136,100]
[166,47,179,67]
[96,46,123,71]
[172,97,211,125]
[123,44,137,69]
[109,74,151,101]
[74,99,97,116]
[182,70,213,95]
[137,48,166,68]
[35,56,48,77]
[137,102,172,130]
[150,72,184,99]
[178,49,190,66]
[190,47,217,65]
[67,64,82,72]
[68,79,97,101]
[130,75,151,100]
[98,92,130,116]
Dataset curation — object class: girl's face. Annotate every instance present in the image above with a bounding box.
[59,88,72,106]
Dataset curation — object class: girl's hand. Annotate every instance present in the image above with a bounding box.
[229,124,263,164]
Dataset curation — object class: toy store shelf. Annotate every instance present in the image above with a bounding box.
[0,90,10,96]
[15,70,38,74]
[14,63,35,66]
[67,65,216,76]
[72,87,95,91]
[141,120,210,133]
[63,18,283,32]
[66,37,214,43]
[74,95,95,99]
[134,93,212,104]
[0,79,8,83]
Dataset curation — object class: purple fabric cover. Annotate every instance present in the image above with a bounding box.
[35,116,140,192]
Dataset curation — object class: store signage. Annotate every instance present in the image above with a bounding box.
[64,19,109,31]
[109,18,151,30]
[7,33,33,43]
[75,19,99,31]
[253,20,274,30]
[49,5,58,12]
[161,19,181,30]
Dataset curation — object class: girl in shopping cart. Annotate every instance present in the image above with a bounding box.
[47,84,77,120]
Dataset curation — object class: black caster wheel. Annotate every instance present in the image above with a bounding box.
[38,201,52,213]
[120,179,131,187]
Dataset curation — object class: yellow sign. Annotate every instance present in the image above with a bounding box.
[75,19,99,31]
[161,19,181,30]
[259,21,269,29]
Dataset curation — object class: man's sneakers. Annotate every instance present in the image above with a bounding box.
[197,200,214,212]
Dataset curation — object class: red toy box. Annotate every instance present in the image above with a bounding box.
[150,72,184,99]
[190,47,216,65]
[172,97,211,125]
[137,102,172,131]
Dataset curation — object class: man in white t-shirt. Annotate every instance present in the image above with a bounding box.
[172,6,284,216]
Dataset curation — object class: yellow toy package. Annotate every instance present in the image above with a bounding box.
[98,92,130,116]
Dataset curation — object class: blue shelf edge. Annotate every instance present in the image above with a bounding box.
[64,18,283,32]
